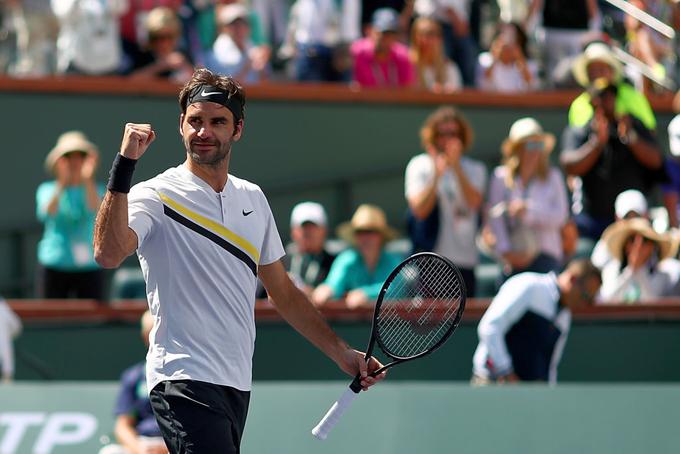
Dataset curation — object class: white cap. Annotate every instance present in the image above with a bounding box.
[668,114,680,156]
[615,190,648,219]
[290,202,327,228]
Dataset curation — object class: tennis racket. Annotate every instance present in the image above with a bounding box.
[311,252,466,440]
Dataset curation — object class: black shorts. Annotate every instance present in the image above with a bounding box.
[149,380,250,454]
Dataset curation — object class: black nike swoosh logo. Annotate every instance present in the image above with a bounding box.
[242,210,254,216]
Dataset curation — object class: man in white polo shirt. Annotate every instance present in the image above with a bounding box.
[93,68,385,453]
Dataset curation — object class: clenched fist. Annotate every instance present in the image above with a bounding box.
[120,123,156,160]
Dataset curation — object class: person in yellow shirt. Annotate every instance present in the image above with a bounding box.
[569,41,655,131]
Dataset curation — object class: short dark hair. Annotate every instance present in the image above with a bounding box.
[178,68,246,121]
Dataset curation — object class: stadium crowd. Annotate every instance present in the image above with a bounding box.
[0,0,679,93]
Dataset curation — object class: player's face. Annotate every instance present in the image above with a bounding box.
[181,101,242,167]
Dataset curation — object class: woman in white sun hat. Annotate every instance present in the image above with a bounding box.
[598,218,680,303]
[312,204,403,309]
[36,131,106,299]
[482,117,569,280]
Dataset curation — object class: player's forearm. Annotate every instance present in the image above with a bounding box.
[93,191,137,268]
[114,417,144,454]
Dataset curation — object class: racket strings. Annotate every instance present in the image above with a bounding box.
[376,256,463,358]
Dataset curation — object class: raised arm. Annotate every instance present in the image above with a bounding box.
[259,260,385,390]
[93,124,155,269]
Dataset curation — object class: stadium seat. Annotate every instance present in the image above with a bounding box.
[109,267,146,300]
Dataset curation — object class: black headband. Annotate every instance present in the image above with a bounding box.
[186,84,243,123]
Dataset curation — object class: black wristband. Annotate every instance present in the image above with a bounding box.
[107,154,138,193]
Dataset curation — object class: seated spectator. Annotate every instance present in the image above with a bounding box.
[128,7,194,83]
[279,0,360,82]
[662,115,680,229]
[51,0,127,75]
[312,204,403,308]
[204,4,270,83]
[351,7,414,88]
[405,106,485,296]
[476,22,537,93]
[471,259,601,384]
[569,41,656,130]
[598,218,680,303]
[409,17,462,93]
[413,0,477,86]
[196,0,267,54]
[36,131,105,299]
[99,311,168,454]
[591,189,649,269]
[482,117,569,279]
[284,202,336,295]
[0,297,21,383]
[6,0,58,76]
[623,0,673,94]
[560,79,665,241]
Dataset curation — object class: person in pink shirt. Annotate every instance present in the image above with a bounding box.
[351,7,415,88]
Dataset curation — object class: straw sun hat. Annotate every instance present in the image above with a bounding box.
[602,218,678,262]
[501,117,555,157]
[572,42,623,87]
[337,204,398,244]
[44,131,98,174]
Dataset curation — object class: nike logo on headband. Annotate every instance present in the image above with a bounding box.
[201,89,222,96]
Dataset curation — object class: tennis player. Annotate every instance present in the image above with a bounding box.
[93,68,386,453]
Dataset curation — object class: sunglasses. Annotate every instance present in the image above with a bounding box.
[63,151,88,159]
[150,33,177,42]
[436,130,460,139]
[523,140,545,152]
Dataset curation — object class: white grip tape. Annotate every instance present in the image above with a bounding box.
[311,386,359,440]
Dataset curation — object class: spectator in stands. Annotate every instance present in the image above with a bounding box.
[526,0,600,88]
[350,7,415,88]
[623,0,673,94]
[0,297,21,383]
[251,0,288,50]
[51,0,127,75]
[5,0,58,76]
[482,117,569,279]
[279,0,360,82]
[569,41,656,130]
[312,204,402,308]
[413,0,477,86]
[284,202,336,296]
[361,1,413,35]
[409,17,462,93]
[662,115,680,229]
[591,189,649,270]
[476,21,537,92]
[471,259,601,384]
[36,131,106,299]
[598,218,680,303]
[196,0,266,57]
[560,79,664,241]
[128,7,194,83]
[203,3,270,84]
[99,311,168,454]
[405,106,485,296]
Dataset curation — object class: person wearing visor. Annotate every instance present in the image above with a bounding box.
[351,7,414,88]
[482,117,569,279]
[93,68,385,454]
[312,204,403,308]
[36,131,105,299]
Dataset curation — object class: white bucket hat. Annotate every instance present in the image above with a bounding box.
[572,42,623,87]
[44,131,98,174]
[501,117,556,157]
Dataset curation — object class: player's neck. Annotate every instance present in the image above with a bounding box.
[184,158,230,193]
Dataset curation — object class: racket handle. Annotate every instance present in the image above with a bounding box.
[311,386,359,440]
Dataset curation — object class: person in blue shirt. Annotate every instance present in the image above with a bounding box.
[36,131,106,299]
[471,259,601,384]
[312,204,403,308]
[100,311,168,454]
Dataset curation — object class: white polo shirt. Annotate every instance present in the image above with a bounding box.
[128,164,285,392]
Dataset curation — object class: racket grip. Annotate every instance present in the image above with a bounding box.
[311,386,359,440]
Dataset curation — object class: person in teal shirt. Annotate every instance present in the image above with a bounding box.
[36,131,105,299]
[313,204,403,308]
